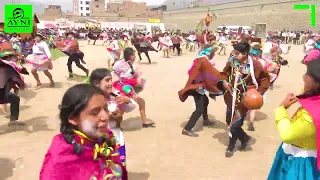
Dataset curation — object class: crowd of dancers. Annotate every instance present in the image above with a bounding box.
[1,26,320,179]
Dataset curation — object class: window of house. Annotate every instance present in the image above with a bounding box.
[80,7,83,10]
[86,7,89,10]
[96,5,99,8]
[80,1,82,4]
[81,13,83,16]
[86,13,90,16]
[85,1,89,5]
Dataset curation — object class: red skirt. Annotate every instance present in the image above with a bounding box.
[113,78,139,97]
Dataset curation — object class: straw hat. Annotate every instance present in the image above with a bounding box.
[250,42,261,50]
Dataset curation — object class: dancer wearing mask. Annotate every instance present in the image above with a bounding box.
[26,33,54,87]
[221,42,270,157]
[268,57,320,180]
[40,84,127,180]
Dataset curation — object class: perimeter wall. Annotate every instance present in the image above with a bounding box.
[162,0,320,31]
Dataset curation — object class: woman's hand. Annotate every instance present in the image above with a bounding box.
[280,93,298,109]
[116,96,130,104]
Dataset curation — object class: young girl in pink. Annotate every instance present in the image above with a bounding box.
[112,48,155,127]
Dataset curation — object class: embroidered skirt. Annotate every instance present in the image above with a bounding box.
[268,143,320,180]
[26,54,52,71]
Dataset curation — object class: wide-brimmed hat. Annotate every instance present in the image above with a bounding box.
[0,32,6,37]
[0,42,17,58]
[250,42,261,50]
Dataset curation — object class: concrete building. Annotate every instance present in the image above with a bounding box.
[73,0,91,16]
[162,0,320,31]
[74,0,146,17]
[162,0,244,11]
[106,0,147,17]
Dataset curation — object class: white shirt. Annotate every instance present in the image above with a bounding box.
[218,36,227,45]
[32,41,51,59]
[162,36,172,46]
[187,35,196,41]
[111,40,119,51]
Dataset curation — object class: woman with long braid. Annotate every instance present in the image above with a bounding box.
[40,84,127,180]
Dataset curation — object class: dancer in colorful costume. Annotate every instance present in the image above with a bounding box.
[262,38,290,89]
[204,13,212,30]
[112,47,155,127]
[107,36,121,69]
[303,37,320,64]
[181,46,218,137]
[63,32,89,79]
[267,57,320,180]
[40,84,127,180]
[89,68,138,166]
[26,33,55,87]
[159,32,172,58]
[0,42,28,126]
[131,32,157,63]
[222,42,270,157]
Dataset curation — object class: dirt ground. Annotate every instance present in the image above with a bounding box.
[0,41,306,180]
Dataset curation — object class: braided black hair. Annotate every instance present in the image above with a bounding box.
[59,84,104,154]
[296,86,320,99]
[89,68,111,85]
[123,47,135,75]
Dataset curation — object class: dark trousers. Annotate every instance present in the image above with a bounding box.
[184,91,209,131]
[7,93,20,121]
[173,43,181,55]
[137,51,151,63]
[1,87,20,121]
[67,52,88,78]
[226,108,249,150]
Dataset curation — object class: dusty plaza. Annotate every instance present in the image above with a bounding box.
[0,40,308,179]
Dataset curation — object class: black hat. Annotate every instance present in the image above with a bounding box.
[233,42,250,53]
[307,57,320,84]
[0,32,6,37]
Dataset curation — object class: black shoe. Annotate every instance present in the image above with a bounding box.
[182,129,199,137]
[240,136,251,151]
[142,122,155,128]
[225,150,234,157]
[247,122,255,131]
[203,120,215,127]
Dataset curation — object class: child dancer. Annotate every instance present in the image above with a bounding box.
[112,47,155,127]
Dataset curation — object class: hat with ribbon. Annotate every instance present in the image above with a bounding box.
[0,42,17,58]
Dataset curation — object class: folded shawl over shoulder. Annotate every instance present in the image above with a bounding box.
[40,133,128,180]
[299,57,320,170]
